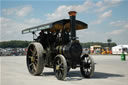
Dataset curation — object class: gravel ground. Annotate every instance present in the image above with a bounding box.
[0,55,128,85]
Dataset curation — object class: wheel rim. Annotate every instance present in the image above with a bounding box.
[54,55,67,80]
[80,55,95,78]
[82,57,92,75]
[27,44,38,74]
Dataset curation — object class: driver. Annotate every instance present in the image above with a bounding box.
[37,30,48,49]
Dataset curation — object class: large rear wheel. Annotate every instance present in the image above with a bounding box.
[54,55,67,80]
[26,42,44,75]
[80,54,95,78]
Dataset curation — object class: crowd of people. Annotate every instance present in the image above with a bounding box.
[83,48,112,55]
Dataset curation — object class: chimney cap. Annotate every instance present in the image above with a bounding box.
[68,11,77,16]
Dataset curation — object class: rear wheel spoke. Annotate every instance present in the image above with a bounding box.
[80,55,95,78]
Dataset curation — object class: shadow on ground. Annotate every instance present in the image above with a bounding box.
[41,71,124,81]
[93,72,124,79]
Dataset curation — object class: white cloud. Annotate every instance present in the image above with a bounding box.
[16,5,33,17]
[46,0,94,21]
[2,8,17,15]
[0,17,42,41]
[24,18,42,24]
[2,5,33,17]
[95,0,122,12]
[108,29,125,35]
[110,20,128,28]
[96,1,103,7]
[0,17,12,29]
[0,17,11,23]
[46,0,121,22]
[124,24,128,28]
[100,10,112,18]
[91,10,112,24]
[107,20,128,35]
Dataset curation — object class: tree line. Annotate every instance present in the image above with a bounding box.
[0,40,117,48]
[80,42,117,48]
[0,40,31,48]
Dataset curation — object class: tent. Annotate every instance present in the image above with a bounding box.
[112,45,128,54]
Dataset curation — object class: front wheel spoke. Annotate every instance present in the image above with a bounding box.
[34,56,38,61]
[29,63,36,72]
[60,67,64,71]
[32,63,37,72]
[29,63,33,68]
[57,60,60,65]
[59,59,62,64]
[59,63,63,67]
[58,70,62,77]
[60,61,63,65]
[57,70,60,76]
[35,58,38,62]
[60,70,64,76]
[58,60,61,64]
[34,61,37,66]
[29,63,35,72]
[31,68,35,72]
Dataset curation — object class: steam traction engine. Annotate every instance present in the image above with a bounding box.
[22,11,95,80]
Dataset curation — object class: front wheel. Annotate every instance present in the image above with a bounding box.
[54,55,67,80]
[26,42,45,75]
[80,54,95,78]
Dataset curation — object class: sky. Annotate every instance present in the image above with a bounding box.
[0,0,128,45]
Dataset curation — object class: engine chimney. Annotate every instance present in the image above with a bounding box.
[68,11,77,40]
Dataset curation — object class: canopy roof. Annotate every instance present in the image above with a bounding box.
[22,19,88,34]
